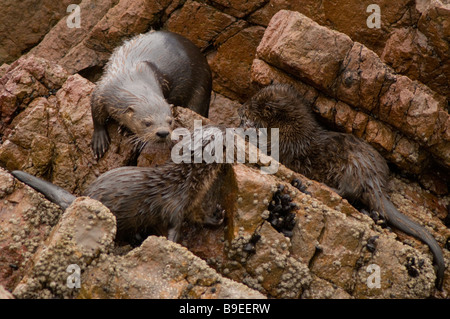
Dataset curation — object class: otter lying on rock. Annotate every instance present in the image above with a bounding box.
[91,30,212,159]
[239,83,445,290]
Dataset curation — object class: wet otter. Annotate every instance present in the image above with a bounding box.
[239,83,445,290]
[91,30,212,159]
[12,126,227,244]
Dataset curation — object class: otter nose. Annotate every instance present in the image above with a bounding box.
[156,130,170,138]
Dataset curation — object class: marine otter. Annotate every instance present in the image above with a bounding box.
[12,126,227,244]
[91,30,212,159]
[239,83,445,290]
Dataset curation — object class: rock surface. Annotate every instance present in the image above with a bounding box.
[0,167,63,292]
[2,0,448,100]
[0,55,137,195]
[0,0,449,299]
[381,1,450,99]
[12,196,116,299]
[79,236,265,299]
[184,163,448,298]
[253,10,449,186]
[0,284,14,299]
[0,0,76,65]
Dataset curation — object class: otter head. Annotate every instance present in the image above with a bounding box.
[239,83,316,133]
[121,100,174,148]
[239,84,321,162]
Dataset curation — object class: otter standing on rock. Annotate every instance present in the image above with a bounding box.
[91,30,212,159]
[11,126,227,244]
[239,83,445,290]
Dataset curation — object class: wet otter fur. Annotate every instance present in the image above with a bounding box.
[11,126,227,244]
[91,30,212,159]
[239,83,445,290]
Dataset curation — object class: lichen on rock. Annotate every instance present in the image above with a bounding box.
[0,0,448,299]
[12,197,116,299]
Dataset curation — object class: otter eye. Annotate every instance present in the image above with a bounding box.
[144,120,153,127]
[167,119,173,125]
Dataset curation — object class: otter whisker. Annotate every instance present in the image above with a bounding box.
[139,141,148,153]
[126,134,142,148]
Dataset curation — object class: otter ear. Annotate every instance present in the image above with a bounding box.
[168,104,175,115]
[126,105,135,114]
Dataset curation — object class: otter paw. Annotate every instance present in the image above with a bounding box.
[205,204,225,226]
[92,128,110,159]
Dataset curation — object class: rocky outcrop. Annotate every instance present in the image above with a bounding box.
[0,284,13,299]
[12,196,116,299]
[1,165,266,299]
[0,167,63,292]
[183,162,449,298]
[0,56,137,195]
[79,236,265,299]
[1,0,448,102]
[0,0,449,299]
[2,0,445,183]
[381,1,450,100]
[252,10,449,191]
[2,153,448,298]
[0,0,75,65]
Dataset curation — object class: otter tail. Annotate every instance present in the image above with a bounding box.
[11,170,76,210]
[373,192,445,290]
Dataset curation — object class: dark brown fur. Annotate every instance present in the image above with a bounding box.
[12,126,227,244]
[239,83,445,289]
